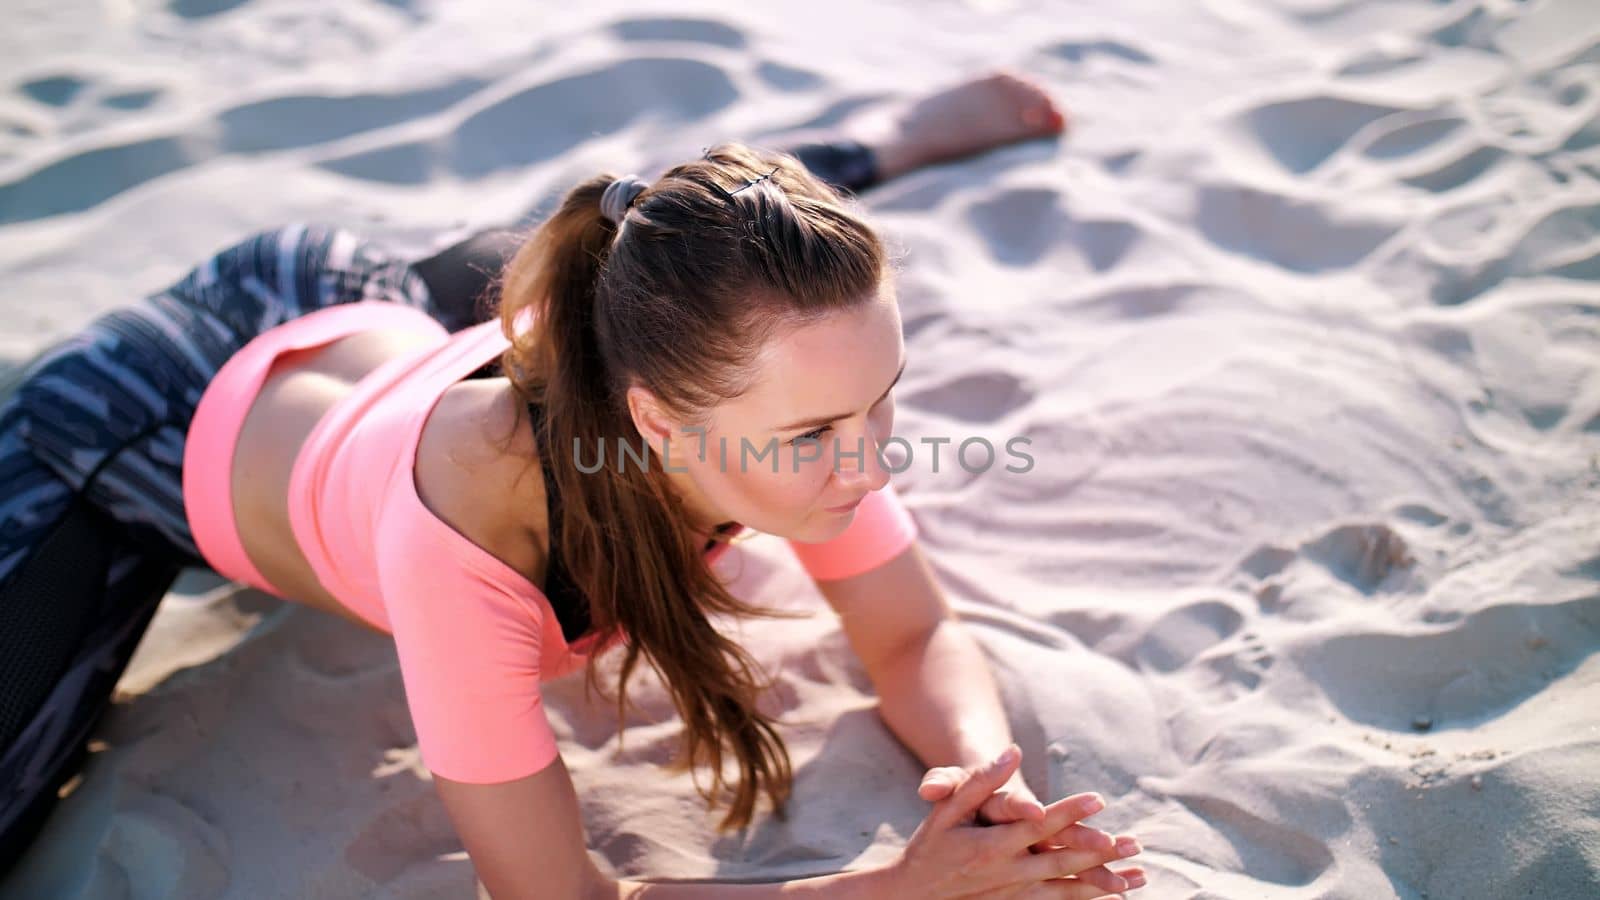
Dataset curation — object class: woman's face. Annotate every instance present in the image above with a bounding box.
[641,284,907,543]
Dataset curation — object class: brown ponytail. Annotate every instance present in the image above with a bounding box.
[493,141,887,831]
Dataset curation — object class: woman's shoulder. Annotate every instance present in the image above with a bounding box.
[413,377,551,587]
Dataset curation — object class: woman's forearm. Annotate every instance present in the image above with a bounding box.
[593,624,1008,900]
[606,863,899,898]
[871,617,1018,772]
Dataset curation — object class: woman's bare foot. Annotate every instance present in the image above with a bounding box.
[858,69,1069,182]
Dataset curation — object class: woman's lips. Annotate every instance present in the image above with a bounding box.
[825,495,866,513]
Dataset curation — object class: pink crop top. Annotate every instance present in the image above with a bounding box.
[280,313,920,784]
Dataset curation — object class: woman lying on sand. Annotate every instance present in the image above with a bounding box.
[0,70,1145,898]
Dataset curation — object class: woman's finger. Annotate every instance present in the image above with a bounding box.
[983,791,1108,857]
[928,744,1021,831]
[1052,862,1140,895]
[1018,875,1121,899]
[916,766,966,801]
[978,789,1047,826]
[1017,841,1135,886]
[1001,789,1046,822]
[1112,866,1147,891]
[1028,822,1116,855]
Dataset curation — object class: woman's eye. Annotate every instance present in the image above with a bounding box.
[790,425,830,446]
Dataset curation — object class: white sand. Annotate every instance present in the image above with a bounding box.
[3,0,1599,897]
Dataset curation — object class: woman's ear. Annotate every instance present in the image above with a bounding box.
[624,384,678,451]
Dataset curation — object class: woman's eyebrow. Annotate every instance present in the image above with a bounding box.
[774,356,907,432]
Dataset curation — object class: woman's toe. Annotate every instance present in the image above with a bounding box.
[1024,99,1066,134]
[1002,80,1064,132]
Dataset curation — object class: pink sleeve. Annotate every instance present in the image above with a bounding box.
[787,481,919,581]
[375,515,560,785]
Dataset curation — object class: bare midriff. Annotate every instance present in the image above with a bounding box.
[229,330,436,633]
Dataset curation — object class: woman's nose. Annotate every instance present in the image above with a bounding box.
[832,433,891,491]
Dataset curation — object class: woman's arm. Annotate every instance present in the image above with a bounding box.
[791,484,1025,804]
[435,755,901,900]
[814,543,1022,786]
[609,868,897,898]
[816,544,1148,869]
[439,744,1129,900]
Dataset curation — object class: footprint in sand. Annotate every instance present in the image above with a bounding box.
[900,370,1033,424]
[609,15,748,49]
[447,58,738,178]
[1391,500,1450,529]
[1235,94,1408,175]
[19,74,88,107]
[1299,522,1416,595]
[169,0,249,20]
[0,73,488,223]
[755,60,825,92]
[1239,543,1298,582]
[344,788,460,886]
[286,613,398,681]
[1297,594,1600,731]
[1375,198,1600,305]
[1240,519,1416,595]
[0,136,198,226]
[324,55,742,185]
[1193,182,1399,273]
[1152,777,1337,888]
[3,46,748,217]
[1427,6,1497,53]
[262,72,504,183]
[0,755,225,898]
[964,187,1144,271]
[220,78,485,155]
[1520,202,1600,282]
[99,787,231,898]
[1124,596,1277,700]
[1043,39,1155,67]
[1337,45,1429,80]
[101,88,163,111]
[1197,630,1277,697]
[1400,144,1509,194]
[1131,598,1245,674]
[1356,113,1466,160]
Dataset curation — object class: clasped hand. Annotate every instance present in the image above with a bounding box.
[893,745,1147,898]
